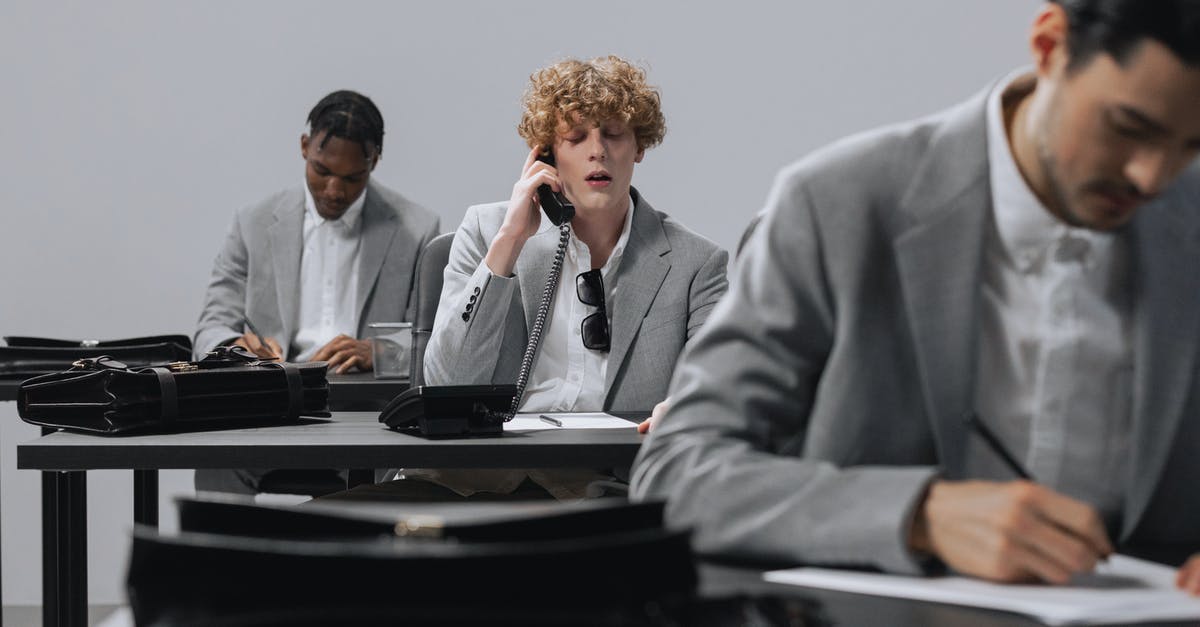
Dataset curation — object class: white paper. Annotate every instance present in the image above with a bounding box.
[507,412,638,431]
[763,555,1200,625]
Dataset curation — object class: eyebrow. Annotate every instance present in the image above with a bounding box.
[1113,105,1170,135]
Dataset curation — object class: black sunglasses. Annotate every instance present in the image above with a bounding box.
[576,269,611,352]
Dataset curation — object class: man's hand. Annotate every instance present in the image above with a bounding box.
[637,398,671,434]
[484,146,561,277]
[1176,554,1200,595]
[909,480,1113,584]
[232,333,282,360]
[311,334,373,374]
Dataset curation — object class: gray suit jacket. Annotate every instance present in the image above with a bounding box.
[424,189,729,411]
[630,85,1200,574]
[194,180,440,359]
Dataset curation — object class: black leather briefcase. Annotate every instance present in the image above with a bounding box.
[17,346,330,434]
[0,334,192,378]
[127,497,699,627]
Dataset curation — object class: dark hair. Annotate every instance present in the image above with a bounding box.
[1051,0,1200,72]
[306,90,385,158]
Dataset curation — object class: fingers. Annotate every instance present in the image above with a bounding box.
[1022,483,1114,558]
[312,334,353,362]
[264,337,283,360]
[918,480,1112,584]
[521,145,540,176]
[1177,555,1200,595]
[638,399,672,434]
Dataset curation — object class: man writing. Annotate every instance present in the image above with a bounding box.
[633,0,1200,588]
[194,90,439,494]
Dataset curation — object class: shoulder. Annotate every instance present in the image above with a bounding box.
[231,186,304,228]
[459,201,510,240]
[367,180,439,234]
[634,195,726,266]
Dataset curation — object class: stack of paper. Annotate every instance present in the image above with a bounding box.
[764,555,1200,625]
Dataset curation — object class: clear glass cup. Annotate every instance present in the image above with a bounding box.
[367,322,413,379]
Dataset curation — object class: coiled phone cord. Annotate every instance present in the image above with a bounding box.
[506,222,572,419]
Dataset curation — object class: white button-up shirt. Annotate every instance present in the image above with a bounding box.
[972,70,1133,525]
[291,183,366,362]
[517,197,635,412]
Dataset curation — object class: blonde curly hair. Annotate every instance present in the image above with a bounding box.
[517,56,666,153]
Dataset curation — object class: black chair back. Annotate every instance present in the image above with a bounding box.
[409,233,455,387]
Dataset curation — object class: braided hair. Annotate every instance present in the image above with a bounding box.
[306,90,385,158]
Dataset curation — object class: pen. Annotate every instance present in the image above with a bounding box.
[243,318,279,360]
[539,414,563,428]
[964,412,1033,480]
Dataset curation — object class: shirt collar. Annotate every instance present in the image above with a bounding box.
[986,69,1113,271]
[302,181,367,232]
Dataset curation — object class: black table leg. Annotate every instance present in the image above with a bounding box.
[134,470,159,527]
[42,470,86,627]
[347,469,374,489]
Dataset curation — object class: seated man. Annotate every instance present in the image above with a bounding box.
[633,0,1200,590]
[372,55,728,501]
[194,90,440,495]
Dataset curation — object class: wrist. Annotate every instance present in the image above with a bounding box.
[485,230,526,277]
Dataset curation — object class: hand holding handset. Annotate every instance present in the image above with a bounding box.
[536,152,574,226]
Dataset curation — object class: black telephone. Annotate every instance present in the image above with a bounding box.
[536,152,575,225]
[379,384,516,437]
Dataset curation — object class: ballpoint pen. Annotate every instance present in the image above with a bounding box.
[539,415,564,428]
[243,318,279,360]
[964,412,1033,480]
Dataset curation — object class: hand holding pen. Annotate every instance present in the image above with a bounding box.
[235,318,281,360]
[905,412,1113,585]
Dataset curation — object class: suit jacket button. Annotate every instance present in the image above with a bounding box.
[469,294,477,303]
[473,286,481,295]
[465,303,474,312]
[461,313,470,322]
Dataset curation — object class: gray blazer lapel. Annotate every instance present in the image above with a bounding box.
[355,183,400,325]
[893,89,991,479]
[267,192,304,346]
[605,193,670,398]
[514,222,563,336]
[1121,202,1200,539]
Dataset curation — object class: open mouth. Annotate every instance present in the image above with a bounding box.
[585,171,612,186]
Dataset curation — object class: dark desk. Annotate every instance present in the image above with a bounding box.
[19,412,642,627]
[326,371,408,411]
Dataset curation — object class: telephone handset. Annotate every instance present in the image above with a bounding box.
[506,150,575,418]
[536,152,575,226]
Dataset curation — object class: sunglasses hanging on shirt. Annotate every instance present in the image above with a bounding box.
[576,269,611,352]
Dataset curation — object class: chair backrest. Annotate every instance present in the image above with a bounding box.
[409,233,454,387]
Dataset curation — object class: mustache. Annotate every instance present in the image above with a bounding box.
[1082,180,1154,204]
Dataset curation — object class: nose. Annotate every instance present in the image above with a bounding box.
[586,129,607,161]
[323,177,348,200]
[1125,147,1175,198]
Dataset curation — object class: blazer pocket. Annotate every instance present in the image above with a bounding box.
[638,312,686,335]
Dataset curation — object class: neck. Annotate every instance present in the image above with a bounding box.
[1007,80,1070,224]
[571,193,630,269]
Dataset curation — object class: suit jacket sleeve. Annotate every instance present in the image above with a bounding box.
[686,246,729,340]
[193,209,252,358]
[423,205,523,385]
[630,169,936,575]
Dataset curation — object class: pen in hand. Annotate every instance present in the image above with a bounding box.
[539,415,563,428]
[243,318,279,360]
[964,412,1032,480]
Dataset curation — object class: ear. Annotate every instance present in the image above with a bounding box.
[300,134,310,160]
[634,148,645,164]
[1030,3,1069,79]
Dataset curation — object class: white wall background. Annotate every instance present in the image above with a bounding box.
[0,0,1036,606]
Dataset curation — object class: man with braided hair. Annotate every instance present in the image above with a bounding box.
[194,90,439,494]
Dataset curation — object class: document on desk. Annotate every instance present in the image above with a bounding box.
[764,555,1200,625]
[507,412,636,430]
